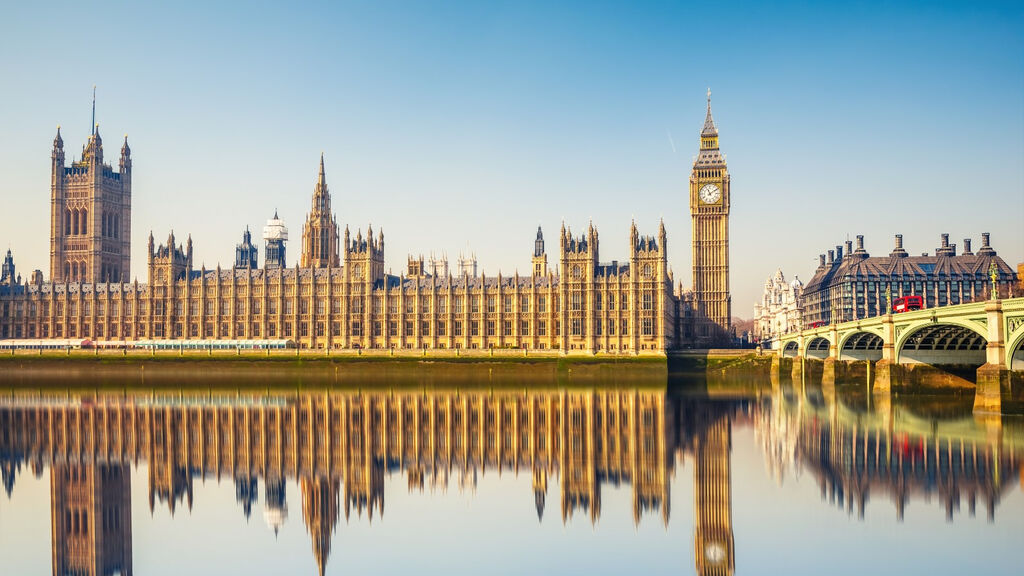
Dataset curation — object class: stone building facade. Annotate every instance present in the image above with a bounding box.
[0,97,763,353]
[752,269,803,341]
[1,150,678,353]
[801,233,1019,326]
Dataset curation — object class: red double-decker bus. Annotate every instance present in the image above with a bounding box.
[892,295,924,313]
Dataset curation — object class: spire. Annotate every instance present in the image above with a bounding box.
[91,85,96,137]
[53,126,63,149]
[701,87,717,137]
[311,154,330,215]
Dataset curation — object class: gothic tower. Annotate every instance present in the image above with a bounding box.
[263,211,289,269]
[234,227,258,270]
[693,411,734,576]
[559,222,599,353]
[300,154,340,268]
[50,114,132,284]
[532,226,548,277]
[689,89,731,344]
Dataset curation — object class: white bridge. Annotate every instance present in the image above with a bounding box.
[772,297,1024,413]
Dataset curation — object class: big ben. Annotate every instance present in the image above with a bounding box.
[689,89,731,344]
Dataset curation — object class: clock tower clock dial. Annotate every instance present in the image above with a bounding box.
[689,89,732,345]
[699,183,721,204]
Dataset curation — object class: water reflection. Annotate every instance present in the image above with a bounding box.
[757,384,1021,522]
[0,379,1021,575]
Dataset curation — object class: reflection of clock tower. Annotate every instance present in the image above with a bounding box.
[689,89,731,344]
[693,412,734,576]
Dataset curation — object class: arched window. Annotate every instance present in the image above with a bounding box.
[81,210,88,235]
[65,210,72,235]
[72,210,79,235]
[113,214,119,239]
[65,262,70,280]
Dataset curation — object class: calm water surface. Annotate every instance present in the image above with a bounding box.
[0,371,1021,575]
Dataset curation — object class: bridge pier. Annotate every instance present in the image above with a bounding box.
[974,300,1014,414]
[873,359,902,393]
[974,364,1013,413]
[770,355,792,387]
[822,357,840,386]
[791,356,804,382]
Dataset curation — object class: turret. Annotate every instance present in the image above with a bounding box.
[235,227,258,270]
[0,249,15,286]
[263,211,289,269]
[532,226,548,277]
[88,125,104,165]
[120,135,131,172]
[52,126,65,164]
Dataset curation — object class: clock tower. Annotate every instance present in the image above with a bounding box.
[689,89,731,344]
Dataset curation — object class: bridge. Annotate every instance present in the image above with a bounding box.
[772,297,1024,413]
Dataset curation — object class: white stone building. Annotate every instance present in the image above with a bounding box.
[753,269,804,343]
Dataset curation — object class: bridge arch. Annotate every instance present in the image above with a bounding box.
[804,336,831,359]
[781,341,800,358]
[895,320,988,366]
[1006,325,1024,371]
[838,331,884,361]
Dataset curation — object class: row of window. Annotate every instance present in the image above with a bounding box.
[1,316,662,341]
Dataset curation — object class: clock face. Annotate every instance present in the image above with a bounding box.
[704,542,726,564]
[699,183,721,204]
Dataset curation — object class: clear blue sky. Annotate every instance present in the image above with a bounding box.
[1,0,1021,314]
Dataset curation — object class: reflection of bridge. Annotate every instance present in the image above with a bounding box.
[0,388,741,576]
[757,384,1023,522]
[773,297,1024,412]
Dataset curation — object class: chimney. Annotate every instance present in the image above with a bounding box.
[827,250,834,265]
[891,234,908,258]
[845,240,853,257]
[836,245,843,260]
[963,238,973,255]
[941,233,949,248]
[818,254,826,268]
[978,232,996,255]
[856,235,864,252]
[950,243,957,256]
